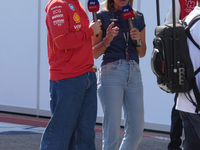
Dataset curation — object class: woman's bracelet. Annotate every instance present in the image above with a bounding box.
[102,38,110,48]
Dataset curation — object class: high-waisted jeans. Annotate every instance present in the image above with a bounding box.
[97,59,144,150]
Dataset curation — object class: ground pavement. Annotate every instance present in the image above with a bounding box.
[0,113,171,150]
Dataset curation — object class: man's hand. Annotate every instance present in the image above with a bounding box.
[90,19,102,36]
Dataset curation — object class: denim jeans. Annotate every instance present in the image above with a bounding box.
[97,59,144,150]
[40,72,97,150]
[180,111,200,150]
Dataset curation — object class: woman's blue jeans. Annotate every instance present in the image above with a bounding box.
[40,72,97,150]
[97,59,144,150]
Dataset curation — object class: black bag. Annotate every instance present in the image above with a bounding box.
[151,0,200,113]
[151,16,200,93]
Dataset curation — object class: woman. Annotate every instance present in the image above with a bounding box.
[92,0,146,149]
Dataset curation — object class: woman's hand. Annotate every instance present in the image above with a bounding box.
[104,22,119,45]
[131,27,146,58]
[130,28,140,41]
[92,22,119,59]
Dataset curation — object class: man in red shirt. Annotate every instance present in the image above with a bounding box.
[165,1,196,150]
[40,0,101,149]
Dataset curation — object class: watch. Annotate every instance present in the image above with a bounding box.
[136,39,141,47]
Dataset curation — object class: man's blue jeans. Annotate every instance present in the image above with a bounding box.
[40,72,97,150]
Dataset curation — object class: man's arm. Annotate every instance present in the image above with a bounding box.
[46,2,94,50]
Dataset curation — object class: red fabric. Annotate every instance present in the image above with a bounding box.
[45,0,94,81]
[179,0,196,19]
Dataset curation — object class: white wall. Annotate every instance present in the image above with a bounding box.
[0,0,174,132]
[0,0,40,114]
[139,0,174,131]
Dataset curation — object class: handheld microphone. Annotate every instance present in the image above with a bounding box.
[88,0,100,37]
[87,0,100,22]
[121,5,137,44]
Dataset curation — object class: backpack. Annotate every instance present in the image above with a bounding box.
[151,15,200,113]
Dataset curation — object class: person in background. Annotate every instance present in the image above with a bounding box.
[176,1,200,150]
[40,0,101,150]
[92,0,146,149]
[165,0,196,24]
[164,1,196,150]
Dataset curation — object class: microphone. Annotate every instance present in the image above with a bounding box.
[88,0,100,37]
[87,0,99,22]
[121,5,137,44]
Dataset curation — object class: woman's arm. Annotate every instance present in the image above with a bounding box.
[92,22,119,59]
[130,27,147,58]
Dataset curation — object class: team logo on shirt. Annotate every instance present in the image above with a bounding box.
[69,4,75,11]
[73,13,80,23]
[184,0,196,13]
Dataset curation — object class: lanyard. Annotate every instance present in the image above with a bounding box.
[123,32,130,60]
[113,12,130,61]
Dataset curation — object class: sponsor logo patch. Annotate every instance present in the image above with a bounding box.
[69,4,75,11]
[52,14,64,19]
[73,13,80,23]
[53,9,62,15]
[53,19,64,26]
[74,24,81,31]
[51,6,62,10]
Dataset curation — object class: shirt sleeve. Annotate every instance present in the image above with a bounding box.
[46,2,94,50]
[134,11,145,32]
[164,0,181,24]
[97,11,104,30]
[138,12,146,32]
